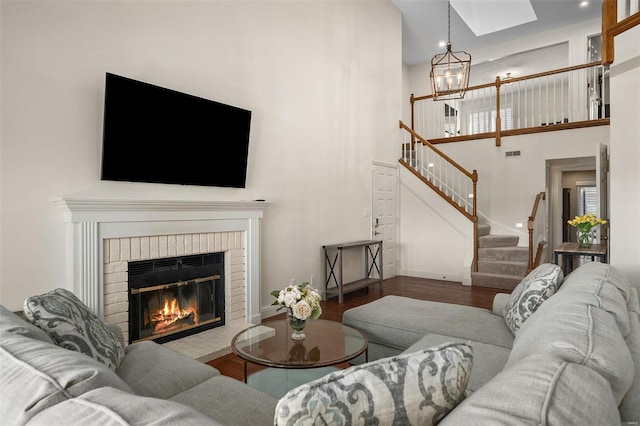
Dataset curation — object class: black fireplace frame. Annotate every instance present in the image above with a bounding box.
[128,252,225,344]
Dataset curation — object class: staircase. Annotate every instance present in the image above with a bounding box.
[471,224,528,290]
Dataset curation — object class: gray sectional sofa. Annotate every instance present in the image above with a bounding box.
[3,261,638,425]
[0,302,277,425]
[343,262,640,424]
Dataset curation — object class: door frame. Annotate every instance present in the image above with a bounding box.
[371,161,399,279]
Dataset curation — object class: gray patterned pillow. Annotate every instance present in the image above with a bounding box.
[23,288,125,371]
[274,342,472,426]
[503,263,563,335]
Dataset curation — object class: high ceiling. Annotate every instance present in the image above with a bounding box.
[391,0,602,67]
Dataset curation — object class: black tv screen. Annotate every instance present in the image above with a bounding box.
[101,73,251,188]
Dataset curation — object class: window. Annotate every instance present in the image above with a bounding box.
[444,103,460,137]
[578,185,597,216]
[468,107,513,134]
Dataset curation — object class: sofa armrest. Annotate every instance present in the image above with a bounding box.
[106,323,125,348]
[492,293,511,316]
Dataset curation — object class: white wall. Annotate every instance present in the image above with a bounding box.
[0,1,402,311]
[399,167,472,283]
[609,26,640,287]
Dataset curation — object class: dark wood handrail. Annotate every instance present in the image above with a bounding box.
[611,11,640,36]
[399,121,476,180]
[603,0,640,65]
[502,62,602,84]
[527,191,546,272]
[426,118,610,145]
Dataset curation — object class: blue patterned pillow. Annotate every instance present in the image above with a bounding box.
[23,288,125,371]
[274,342,472,426]
[503,263,564,335]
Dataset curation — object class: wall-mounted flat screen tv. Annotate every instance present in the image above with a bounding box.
[101,73,251,188]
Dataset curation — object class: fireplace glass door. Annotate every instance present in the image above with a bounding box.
[128,253,225,344]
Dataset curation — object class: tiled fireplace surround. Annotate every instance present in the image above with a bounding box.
[55,197,269,362]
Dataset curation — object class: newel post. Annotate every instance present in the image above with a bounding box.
[410,93,416,150]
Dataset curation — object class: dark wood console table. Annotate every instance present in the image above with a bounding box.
[322,240,383,304]
[553,242,607,274]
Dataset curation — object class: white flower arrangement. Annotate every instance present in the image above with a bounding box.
[271,282,322,321]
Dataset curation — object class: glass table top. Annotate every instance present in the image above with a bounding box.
[231,319,368,369]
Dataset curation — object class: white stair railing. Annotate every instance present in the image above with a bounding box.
[399,121,477,220]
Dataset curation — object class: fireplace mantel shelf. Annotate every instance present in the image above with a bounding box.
[55,197,269,216]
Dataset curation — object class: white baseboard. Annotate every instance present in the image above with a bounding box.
[399,269,463,283]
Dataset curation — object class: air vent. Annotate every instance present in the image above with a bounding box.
[505,150,521,158]
[128,253,225,289]
[129,253,224,276]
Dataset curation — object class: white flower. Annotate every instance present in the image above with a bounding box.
[281,287,300,308]
[292,300,312,320]
[271,282,322,320]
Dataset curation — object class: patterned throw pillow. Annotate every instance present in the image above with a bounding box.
[23,288,125,371]
[274,342,473,426]
[503,263,564,335]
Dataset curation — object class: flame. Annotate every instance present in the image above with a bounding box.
[151,297,198,334]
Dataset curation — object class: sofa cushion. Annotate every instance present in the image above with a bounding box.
[620,303,640,423]
[559,262,632,337]
[503,263,563,335]
[507,292,634,403]
[274,342,472,426]
[0,304,53,343]
[117,340,219,399]
[170,375,278,426]
[567,261,633,303]
[438,354,620,426]
[0,331,132,424]
[343,295,514,350]
[403,334,510,393]
[23,288,125,371]
[27,386,223,426]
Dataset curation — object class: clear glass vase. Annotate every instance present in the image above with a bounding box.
[577,229,593,248]
[288,314,307,340]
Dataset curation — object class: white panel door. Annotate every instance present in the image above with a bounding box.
[372,163,398,278]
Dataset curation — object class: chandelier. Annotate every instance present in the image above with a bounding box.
[430,0,471,101]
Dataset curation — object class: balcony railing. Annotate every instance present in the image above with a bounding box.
[410,62,609,146]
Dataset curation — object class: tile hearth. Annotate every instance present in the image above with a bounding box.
[162,318,254,363]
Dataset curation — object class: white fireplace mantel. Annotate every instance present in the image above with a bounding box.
[54,197,270,323]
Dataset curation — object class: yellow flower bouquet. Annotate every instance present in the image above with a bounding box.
[567,213,607,247]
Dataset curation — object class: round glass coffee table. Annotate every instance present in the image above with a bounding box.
[231,319,368,398]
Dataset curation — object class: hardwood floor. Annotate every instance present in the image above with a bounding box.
[207,275,504,381]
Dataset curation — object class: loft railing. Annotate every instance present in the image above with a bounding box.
[410,62,609,147]
[603,0,640,64]
[527,191,547,273]
[399,120,479,271]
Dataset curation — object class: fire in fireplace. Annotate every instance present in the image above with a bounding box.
[128,253,225,344]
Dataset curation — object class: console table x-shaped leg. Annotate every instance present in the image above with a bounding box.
[322,240,383,304]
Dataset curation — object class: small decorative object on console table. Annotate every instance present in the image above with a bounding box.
[271,282,322,340]
[567,213,607,248]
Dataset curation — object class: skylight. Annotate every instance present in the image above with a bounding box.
[450,0,538,36]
